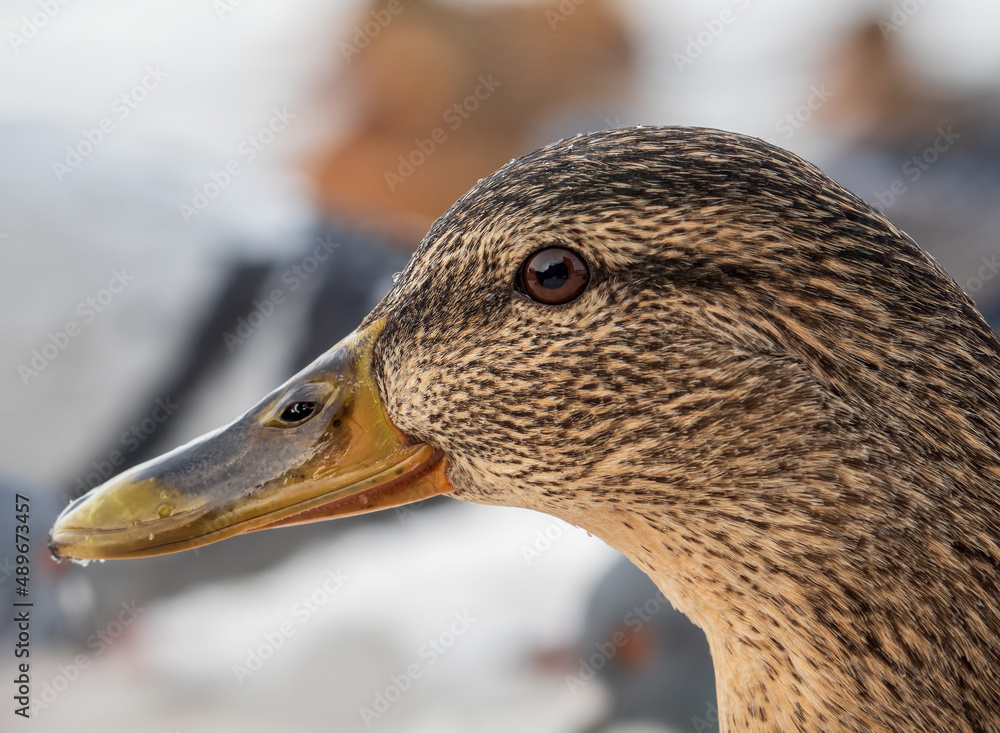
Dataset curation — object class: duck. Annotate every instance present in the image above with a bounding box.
[50,126,1000,732]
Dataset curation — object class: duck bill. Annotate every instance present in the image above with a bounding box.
[49,319,453,561]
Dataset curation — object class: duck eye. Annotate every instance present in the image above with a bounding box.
[278,401,316,424]
[519,247,589,305]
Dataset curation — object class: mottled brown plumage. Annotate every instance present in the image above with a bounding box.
[366,127,1000,732]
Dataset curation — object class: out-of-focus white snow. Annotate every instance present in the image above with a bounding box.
[32,502,619,732]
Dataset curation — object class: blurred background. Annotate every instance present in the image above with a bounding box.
[2,0,999,731]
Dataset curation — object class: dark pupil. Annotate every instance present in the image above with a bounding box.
[281,401,315,422]
[534,259,569,290]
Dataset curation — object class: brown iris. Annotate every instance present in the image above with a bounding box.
[520,247,589,304]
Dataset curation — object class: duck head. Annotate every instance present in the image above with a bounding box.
[51,127,1000,731]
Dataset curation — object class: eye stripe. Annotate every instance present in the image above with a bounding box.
[520,247,589,305]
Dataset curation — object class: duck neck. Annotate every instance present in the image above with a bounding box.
[698,610,871,733]
[574,500,1000,733]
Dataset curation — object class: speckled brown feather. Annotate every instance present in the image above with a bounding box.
[365,127,1000,732]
